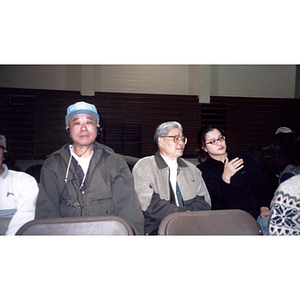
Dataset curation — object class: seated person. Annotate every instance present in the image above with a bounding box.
[279,134,300,184]
[269,174,300,235]
[197,126,273,235]
[132,121,211,235]
[260,127,296,194]
[0,135,39,235]
[35,101,145,235]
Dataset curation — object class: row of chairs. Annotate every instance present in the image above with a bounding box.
[16,209,262,235]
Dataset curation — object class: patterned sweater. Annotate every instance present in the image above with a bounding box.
[269,174,300,235]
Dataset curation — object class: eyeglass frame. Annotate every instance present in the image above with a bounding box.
[161,135,188,144]
[205,136,226,146]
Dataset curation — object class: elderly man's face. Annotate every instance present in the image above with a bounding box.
[158,127,185,160]
[66,114,99,147]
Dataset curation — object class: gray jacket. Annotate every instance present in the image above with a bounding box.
[35,142,145,235]
[132,151,211,234]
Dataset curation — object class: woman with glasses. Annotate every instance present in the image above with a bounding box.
[132,121,211,235]
[197,125,272,235]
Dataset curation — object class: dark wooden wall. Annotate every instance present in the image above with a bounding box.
[0,88,203,160]
[211,96,300,154]
[1,87,300,164]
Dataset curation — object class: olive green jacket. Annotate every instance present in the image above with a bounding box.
[35,142,145,235]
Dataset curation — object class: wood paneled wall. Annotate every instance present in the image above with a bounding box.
[211,96,300,153]
[0,88,203,160]
[1,87,299,163]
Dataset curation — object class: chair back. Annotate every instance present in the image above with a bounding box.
[158,210,262,235]
[16,215,134,235]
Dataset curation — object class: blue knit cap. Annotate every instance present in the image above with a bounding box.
[65,101,100,126]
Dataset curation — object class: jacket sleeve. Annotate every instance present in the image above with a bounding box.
[35,158,63,219]
[144,192,187,223]
[185,195,211,211]
[111,156,145,235]
[6,174,39,235]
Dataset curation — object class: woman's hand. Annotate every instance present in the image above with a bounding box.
[222,157,244,184]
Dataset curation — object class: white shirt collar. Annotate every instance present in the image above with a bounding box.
[160,153,178,169]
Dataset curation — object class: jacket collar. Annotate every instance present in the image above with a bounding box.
[54,142,110,160]
[154,151,188,169]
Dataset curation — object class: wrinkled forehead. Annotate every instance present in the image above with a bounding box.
[69,113,97,123]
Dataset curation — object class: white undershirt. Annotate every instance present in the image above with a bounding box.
[70,146,93,175]
[160,154,179,206]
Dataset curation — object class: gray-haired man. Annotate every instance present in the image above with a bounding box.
[132,121,211,234]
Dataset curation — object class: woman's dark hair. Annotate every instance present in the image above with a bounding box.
[196,125,225,163]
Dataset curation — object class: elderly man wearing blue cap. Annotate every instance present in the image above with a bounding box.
[35,101,145,234]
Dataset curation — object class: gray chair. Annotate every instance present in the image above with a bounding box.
[16,215,134,235]
[158,209,262,235]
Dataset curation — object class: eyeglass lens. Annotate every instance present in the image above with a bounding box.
[174,136,187,144]
[208,136,225,145]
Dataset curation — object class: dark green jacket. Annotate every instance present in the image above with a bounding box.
[35,142,145,235]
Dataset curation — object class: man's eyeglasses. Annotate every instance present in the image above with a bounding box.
[205,136,225,146]
[162,135,187,144]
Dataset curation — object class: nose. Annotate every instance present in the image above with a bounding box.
[177,138,185,147]
[80,123,87,131]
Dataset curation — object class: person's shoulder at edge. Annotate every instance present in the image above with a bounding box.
[96,142,115,154]
[178,157,199,170]
[7,168,35,178]
[277,173,300,191]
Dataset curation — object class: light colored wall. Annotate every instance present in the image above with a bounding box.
[211,65,296,98]
[0,65,81,91]
[0,64,297,100]
[95,65,190,95]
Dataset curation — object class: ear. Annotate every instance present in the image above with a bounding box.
[65,126,70,134]
[3,150,8,159]
[202,146,208,153]
[157,136,163,146]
